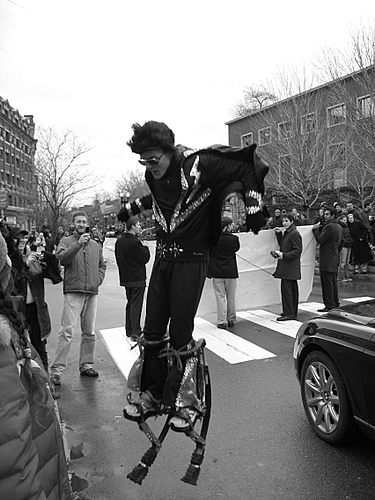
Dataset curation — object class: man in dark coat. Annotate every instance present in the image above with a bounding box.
[313,206,343,312]
[272,213,302,321]
[207,217,240,329]
[115,216,150,339]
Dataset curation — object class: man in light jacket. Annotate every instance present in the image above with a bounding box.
[50,211,106,386]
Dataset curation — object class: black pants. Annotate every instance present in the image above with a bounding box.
[124,286,145,337]
[320,271,339,309]
[141,259,208,404]
[281,279,299,317]
[26,302,48,371]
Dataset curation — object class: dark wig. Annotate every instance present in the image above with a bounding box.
[127,121,176,154]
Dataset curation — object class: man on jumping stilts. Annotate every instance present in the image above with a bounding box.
[119,121,269,432]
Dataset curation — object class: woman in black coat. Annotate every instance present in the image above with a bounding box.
[272,213,302,321]
[347,213,372,274]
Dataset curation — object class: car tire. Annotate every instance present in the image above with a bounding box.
[300,351,357,444]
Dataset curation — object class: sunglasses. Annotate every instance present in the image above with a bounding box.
[138,153,164,167]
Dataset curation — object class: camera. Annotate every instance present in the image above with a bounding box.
[85,226,90,233]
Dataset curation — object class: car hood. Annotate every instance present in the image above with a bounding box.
[324,300,375,326]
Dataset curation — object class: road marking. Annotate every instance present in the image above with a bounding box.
[345,296,374,303]
[100,296,375,375]
[298,302,325,314]
[100,327,139,379]
[237,310,301,338]
[193,317,276,363]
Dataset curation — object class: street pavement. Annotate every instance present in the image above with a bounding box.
[45,238,375,500]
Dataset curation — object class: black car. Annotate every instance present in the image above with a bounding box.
[294,300,375,444]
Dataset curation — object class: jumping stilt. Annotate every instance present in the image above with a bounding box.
[123,338,212,485]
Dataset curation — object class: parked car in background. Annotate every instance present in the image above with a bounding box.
[294,300,375,444]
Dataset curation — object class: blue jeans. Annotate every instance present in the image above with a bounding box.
[51,293,98,375]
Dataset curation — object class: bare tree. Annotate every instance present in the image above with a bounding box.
[114,168,150,200]
[34,127,100,232]
[260,92,348,213]
[230,84,278,118]
[233,68,349,213]
[315,22,375,206]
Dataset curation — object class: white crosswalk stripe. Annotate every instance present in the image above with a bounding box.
[100,327,139,379]
[193,317,275,363]
[99,296,375,377]
[237,310,301,338]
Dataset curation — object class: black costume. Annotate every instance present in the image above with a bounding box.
[118,144,268,409]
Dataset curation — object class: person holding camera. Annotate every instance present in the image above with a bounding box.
[50,211,106,387]
[272,213,302,321]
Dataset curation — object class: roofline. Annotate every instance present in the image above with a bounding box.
[225,64,375,125]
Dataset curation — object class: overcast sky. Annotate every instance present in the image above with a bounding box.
[1,0,374,203]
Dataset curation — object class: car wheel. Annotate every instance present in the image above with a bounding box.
[300,351,356,444]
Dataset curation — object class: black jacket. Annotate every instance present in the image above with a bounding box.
[313,219,343,272]
[273,224,302,280]
[118,145,269,262]
[115,233,150,286]
[207,233,240,279]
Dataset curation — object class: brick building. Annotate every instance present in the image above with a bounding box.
[0,96,37,228]
[226,66,375,213]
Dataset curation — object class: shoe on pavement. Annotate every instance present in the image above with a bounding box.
[227,320,235,328]
[123,390,161,421]
[276,315,296,321]
[50,373,61,386]
[217,323,226,329]
[317,307,331,312]
[170,407,200,432]
[80,367,99,377]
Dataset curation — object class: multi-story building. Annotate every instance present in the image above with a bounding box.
[226,66,375,213]
[0,96,37,228]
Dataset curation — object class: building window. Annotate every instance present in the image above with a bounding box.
[301,112,316,134]
[278,121,292,140]
[241,132,253,147]
[357,95,375,119]
[327,103,346,127]
[329,142,346,188]
[259,127,271,146]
